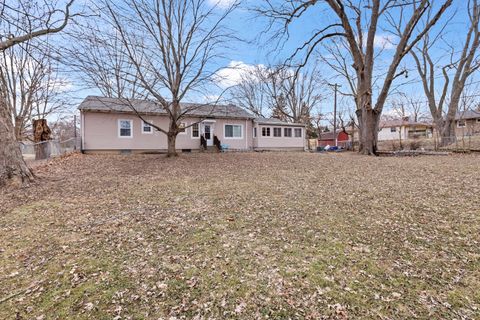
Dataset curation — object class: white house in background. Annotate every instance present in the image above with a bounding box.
[78,96,306,153]
[378,118,433,141]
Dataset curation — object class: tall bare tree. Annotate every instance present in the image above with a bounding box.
[100,0,238,156]
[0,41,67,141]
[411,0,480,146]
[258,0,452,155]
[66,23,144,99]
[0,0,74,186]
[387,93,428,122]
[231,65,322,126]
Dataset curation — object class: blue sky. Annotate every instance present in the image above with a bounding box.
[65,0,479,119]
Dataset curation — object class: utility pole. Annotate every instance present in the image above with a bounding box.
[328,83,341,147]
[333,83,338,147]
[73,114,77,150]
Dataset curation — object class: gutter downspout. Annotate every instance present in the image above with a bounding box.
[80,110,85,153]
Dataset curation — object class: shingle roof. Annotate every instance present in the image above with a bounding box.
[254,117,306,127]
[455,110,480,120]
[78,96,254,119]
[379,119,432,128]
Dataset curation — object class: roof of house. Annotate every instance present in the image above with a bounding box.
[455,110,480,120]
[379,119,432,128]
[253,117,307,127]
[318,131,348,140]
[78,96,255,119]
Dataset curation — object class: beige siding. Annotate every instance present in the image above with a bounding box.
[254,124,306,150]
[82,112,252,151]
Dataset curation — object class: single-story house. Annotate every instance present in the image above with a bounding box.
[317,131,350,147]
[455,110,480,136]
[378,118,433,141]
[78,96,306,153]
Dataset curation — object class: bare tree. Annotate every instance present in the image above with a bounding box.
[230,65,270,118]
[258,0,452,155]
[388,93,428,122]
[65,22,144,99]
[0,0,75,186]
[0,41,67,141]
[230,64,322,127]
[411,0,480,146]
[268,66,322,125]
[98,0,238,157]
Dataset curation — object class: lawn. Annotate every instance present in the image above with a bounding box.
[1,152,479,319]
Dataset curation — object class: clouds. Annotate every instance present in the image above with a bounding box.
[373,34,397,50]
[207,0,236,9]
[214,61,263,88]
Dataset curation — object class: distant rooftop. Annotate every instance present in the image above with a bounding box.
[379,119,432,128]
[455,110,480,120]
[78,96,254,119]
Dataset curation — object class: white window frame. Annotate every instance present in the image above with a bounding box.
[457,120,466,128]
[191,122,200,139]
[273,127,282,137]
[262,127,271,137]
[224,123,243,139]
[476,118,480,123]
[294,128,302,138]
[141,120,153,134]
[390,127,397,132]
[284,127,292,137]
[118,119,133,138]
[253,127,257,138]
[178,122,187,135]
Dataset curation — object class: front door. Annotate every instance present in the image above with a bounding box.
[203,124,213,146]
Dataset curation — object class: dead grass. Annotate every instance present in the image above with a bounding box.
[1,152,479,319]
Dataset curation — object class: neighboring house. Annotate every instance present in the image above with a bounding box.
[78,96,306,153]
[378,118,433,141]
[317,131,350,147]
[455,110,480,136]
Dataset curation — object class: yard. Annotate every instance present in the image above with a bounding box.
[1,152,479,319]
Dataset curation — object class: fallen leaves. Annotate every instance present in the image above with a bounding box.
[0,152,479,319]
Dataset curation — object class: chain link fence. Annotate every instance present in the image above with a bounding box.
[20,138,81,161]
[377,133,480,152]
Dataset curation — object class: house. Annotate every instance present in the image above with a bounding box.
[455,110,480,136]
[253,118,306,151]
[317,131,350,147]
[378,118,433,141]
[78,96,306,153]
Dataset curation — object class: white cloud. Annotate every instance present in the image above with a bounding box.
[373,34,397,50]
[207,0,236,9]
[214,60,264,88]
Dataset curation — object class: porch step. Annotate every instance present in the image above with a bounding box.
[202,146,219,153]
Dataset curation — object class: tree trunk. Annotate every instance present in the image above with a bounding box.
[357,108,380,155]
[33,119,52,160]
[166,132,178,157]
[439,119,456,147]
[0,103,33,187]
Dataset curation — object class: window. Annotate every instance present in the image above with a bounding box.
[178,122,187,134]
[262,127,270,137]
[457,120,466,128]
[273,127,282,137]
[476,118,480,123]
[294,128,302,138]
[119,119,132,138]
[225,124,242,138]
[284,128,292,137]
[253,127,257,138]
[142,120,152,134]
[390,127,397,132]
[192,123,199,138]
